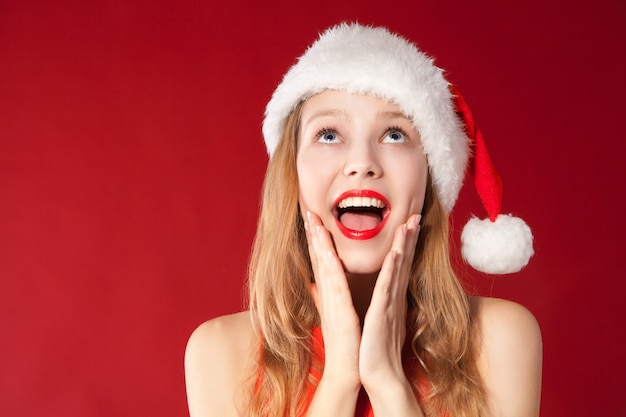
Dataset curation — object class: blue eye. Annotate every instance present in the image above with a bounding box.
[317,129,340,143]
[383,129,406,143]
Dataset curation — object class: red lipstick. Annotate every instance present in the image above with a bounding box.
[332,189,391,240]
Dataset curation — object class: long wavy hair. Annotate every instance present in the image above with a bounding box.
[245,103,487,417]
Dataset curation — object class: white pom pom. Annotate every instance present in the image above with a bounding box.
[461,214,534,274]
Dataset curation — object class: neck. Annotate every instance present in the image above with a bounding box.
[345,272,378,323]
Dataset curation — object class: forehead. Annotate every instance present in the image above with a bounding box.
[300,90,411,122]
[294,90,424,154]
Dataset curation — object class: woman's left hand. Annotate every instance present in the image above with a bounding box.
[359,214,421,396]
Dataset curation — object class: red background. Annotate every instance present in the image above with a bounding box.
[1,1,624,416]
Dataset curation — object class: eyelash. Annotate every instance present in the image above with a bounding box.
[314,126,411,143]
[316,128,339,142]
[385,126,410,142]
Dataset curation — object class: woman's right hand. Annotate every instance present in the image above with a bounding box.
[305,210,362,392]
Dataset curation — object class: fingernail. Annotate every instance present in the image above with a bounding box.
[413,214,421,228]
[316,225,322,237]
[304,221,310,232]
[307,211,312,223]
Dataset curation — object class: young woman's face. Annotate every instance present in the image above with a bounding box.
[297,90,428,274]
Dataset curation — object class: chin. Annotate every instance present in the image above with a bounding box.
[338,252,385,275]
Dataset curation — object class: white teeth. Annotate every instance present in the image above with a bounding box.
[337,196,385,209]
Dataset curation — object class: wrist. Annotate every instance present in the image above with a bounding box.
[318,368,362,395]
[364,377,423,417]
[306,374,361,416]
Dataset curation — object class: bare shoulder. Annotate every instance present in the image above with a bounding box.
[184,311,257,417]
[470,296,542,417]
[470,296,542,344]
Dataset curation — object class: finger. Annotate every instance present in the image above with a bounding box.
[396,214,421,278]
[306,211,347,292]
[378,248,401,294]
[387,219,410,279]
[306,211,328,277]
[404,214,421,258]
[307,212,336,268]
[309,282,321,313]
[391,214,421,278]
[371,214,421,305]
[367,224,405,317]
[303,213,319,272]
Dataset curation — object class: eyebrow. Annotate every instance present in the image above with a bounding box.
[303,109,409,125]
[378,110,410,120]
[302,109,347,125]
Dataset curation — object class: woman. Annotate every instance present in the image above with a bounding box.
[185,23,542,417]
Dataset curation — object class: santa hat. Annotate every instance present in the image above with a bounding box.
[262,23,533,274]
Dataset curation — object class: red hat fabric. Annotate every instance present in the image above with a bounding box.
[452,86,534,274]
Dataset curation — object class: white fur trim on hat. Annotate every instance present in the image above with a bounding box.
[461,214,534,274]
[262,23,468,213]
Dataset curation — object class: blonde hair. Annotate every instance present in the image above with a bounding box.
[246,104,487,416]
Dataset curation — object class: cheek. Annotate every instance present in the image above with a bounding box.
[392,156,428,211]
[296,156,325,214]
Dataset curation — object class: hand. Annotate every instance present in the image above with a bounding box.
[359,214,421,393]
[304,211,362,390]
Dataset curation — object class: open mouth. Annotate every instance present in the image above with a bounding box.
[333,190,390,240]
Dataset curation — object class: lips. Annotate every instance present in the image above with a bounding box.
[332,190,391,240]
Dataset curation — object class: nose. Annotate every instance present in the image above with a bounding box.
[343,141,382,178]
